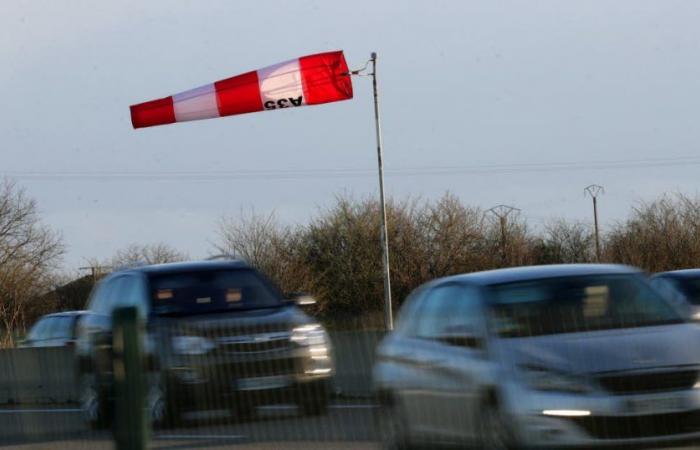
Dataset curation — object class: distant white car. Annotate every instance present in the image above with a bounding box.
[20,311,87,348]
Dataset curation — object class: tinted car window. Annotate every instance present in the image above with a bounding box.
[668,277,700,305]
[414,284,481,340]
[149,269,281,315]
[489,274,683,338]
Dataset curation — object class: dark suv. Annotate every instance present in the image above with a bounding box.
[75,260,333,428]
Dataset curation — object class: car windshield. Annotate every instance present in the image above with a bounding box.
[149,269,281,315]
[489,274,684,338]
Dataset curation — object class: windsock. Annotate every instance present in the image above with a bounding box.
[130,50,353,129]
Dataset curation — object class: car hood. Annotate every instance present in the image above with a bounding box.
[155,305,310,336]
[494,324,700,375]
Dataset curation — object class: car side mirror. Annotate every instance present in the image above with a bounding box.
[286,292,317,307]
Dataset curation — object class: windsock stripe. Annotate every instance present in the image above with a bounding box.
[300,52,353,105]
[257,59,305,110]
[173,83,219,122]
[130,96,176,129]
[214,70,263,117]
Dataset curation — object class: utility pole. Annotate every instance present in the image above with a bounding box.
[585,184,605,262]
[348,53,393,330]
[79,264,112,282]
[487,205,520,265]
[370,52,393,331]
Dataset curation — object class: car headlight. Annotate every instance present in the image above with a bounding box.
[291,324,332,374]
[520,365,592,393]
[291,324,328,347]
[171,335,216,355]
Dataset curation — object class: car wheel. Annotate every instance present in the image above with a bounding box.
[476,401,512,450]
[79,374,108,429]
[376,397,411,450]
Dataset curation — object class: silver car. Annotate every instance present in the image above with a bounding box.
[373,264,700,449]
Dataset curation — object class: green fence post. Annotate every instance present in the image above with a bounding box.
[113,306,148,450]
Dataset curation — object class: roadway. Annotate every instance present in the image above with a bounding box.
[0,402,378,449]
[2,403,699,450]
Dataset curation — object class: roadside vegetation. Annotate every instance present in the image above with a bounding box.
[2,177,700,344]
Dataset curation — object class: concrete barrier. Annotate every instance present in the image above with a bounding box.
[329,330,385,397]
[0,330,385,405]
[0,347,78,405]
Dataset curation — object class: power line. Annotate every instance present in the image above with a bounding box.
[4,155,700,181]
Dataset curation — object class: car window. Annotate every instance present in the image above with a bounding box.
[120,275,149,317]
[394,285,428,336]
[668,277,700,305]
[149,269,281,316]
[89,279,113,315]
[413,284,483,340]
[26,317,50,341]
[651,277,689,309]
[490,274,683,338]
[48,317,73,340]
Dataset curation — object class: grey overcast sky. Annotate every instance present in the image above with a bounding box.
[3,0,700,269]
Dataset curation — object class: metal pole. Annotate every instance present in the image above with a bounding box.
[584,185,604,263]
[487,205,520,268]
[370,52,393,331]
[500,216,507,264]
[593,196,600,262]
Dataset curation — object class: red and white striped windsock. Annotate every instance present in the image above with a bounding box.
[130,50,353,129]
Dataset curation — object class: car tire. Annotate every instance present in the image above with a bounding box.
[79,373,109,430]
[376,396,411,450]
[475,399,514,450]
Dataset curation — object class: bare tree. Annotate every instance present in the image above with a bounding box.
[533,219,595,264]
[0,180,64,347]
[605,194,700,272]
[214,210,322,308]
[110,243,188,269]
[484,210,534,267]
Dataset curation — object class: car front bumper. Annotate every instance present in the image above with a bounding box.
[505,384,700,448]
[164,347,333,409]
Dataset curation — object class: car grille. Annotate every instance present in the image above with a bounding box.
[209,357,298,380]
[216,332,291,354]
[597,370,698,395]
[570,410,700,439]
[233,357,297,378]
